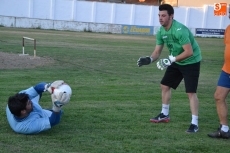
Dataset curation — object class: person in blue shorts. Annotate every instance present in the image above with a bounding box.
[207,7,230,139]
[6,80,71,135]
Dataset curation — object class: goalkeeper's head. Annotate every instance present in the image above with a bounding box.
[159,4,174,16]
[8,93,33,117]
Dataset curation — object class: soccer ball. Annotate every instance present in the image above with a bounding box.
[56,83,72,96]
[53,83,72,104]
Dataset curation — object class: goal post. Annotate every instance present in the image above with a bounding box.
[20,37,37,58]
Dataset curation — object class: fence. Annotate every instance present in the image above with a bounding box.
[0,0,229,29]
[0,0,229,38]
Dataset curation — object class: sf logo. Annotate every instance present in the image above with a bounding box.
[214,3,227,16]
[214,3,222,11]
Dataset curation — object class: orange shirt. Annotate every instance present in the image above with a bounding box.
[222,25,230,73]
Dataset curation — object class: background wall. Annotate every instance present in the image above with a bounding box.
[0,0,229,36]
[178,0,229,7]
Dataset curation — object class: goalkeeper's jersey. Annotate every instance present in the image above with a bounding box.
[222,25,230,73]
[156,20,202,65]
[6,87,51,134]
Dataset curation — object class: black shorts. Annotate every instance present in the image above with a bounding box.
[160,62,200,93]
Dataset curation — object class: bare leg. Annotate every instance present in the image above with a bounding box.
[161,84,171,105]
[214,86,230,125]
[208,86,230,138]
[187,93,199,116]
[186,93,199,132]
[149,84,171,123]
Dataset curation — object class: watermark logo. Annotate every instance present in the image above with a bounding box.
[214,3,227,16]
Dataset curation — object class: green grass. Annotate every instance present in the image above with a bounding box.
[0,27,229,153]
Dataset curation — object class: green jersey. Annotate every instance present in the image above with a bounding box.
[156,20,202,65]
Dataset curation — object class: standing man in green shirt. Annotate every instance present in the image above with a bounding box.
[137,4,202,133]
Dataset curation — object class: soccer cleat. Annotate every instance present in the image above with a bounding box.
[150,113,170,123]
[186,124,199,133]
[208,128,230,139]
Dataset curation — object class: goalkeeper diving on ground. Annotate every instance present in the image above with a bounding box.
[6,80,72,134]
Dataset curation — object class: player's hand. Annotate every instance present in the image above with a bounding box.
[45,80,64,94]
[51,91,69,112]
[156,55,176,70]
[137,56,152,67]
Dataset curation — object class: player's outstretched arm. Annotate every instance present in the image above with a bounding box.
[137,45,164,67]
[33,82,47,94]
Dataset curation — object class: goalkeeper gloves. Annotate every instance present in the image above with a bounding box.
[45,80,64,94]
[137,56,153,67]
[156,55,176,70]
[51,91,69,112]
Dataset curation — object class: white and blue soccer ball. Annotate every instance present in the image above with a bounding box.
[53,83,72,104]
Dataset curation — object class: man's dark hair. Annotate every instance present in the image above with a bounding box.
[8,93,29,116]
[159,4,174,16]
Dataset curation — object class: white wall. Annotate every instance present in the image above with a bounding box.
[0,0,229,29]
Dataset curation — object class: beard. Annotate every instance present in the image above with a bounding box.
[160,18,172,28]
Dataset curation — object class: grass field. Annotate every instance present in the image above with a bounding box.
[0,27,229,153]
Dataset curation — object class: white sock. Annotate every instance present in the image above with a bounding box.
[221,125,229,132]
[191,115,198,126]
[161,104,169,115]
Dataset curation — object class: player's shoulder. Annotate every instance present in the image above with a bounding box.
[171,20,188,32]
[156,26,164,36]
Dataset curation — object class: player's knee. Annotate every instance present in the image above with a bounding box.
[214,92,222,102]
[160,84,170,92]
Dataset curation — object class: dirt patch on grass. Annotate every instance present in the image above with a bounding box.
[0,52,54,69]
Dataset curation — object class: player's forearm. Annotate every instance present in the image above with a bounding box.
[150,51,161,62]
[49,111,61,126]
[176,49,193,62]
[175,44,193,61]
[150,45,163,62]
[33,82,47,94]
